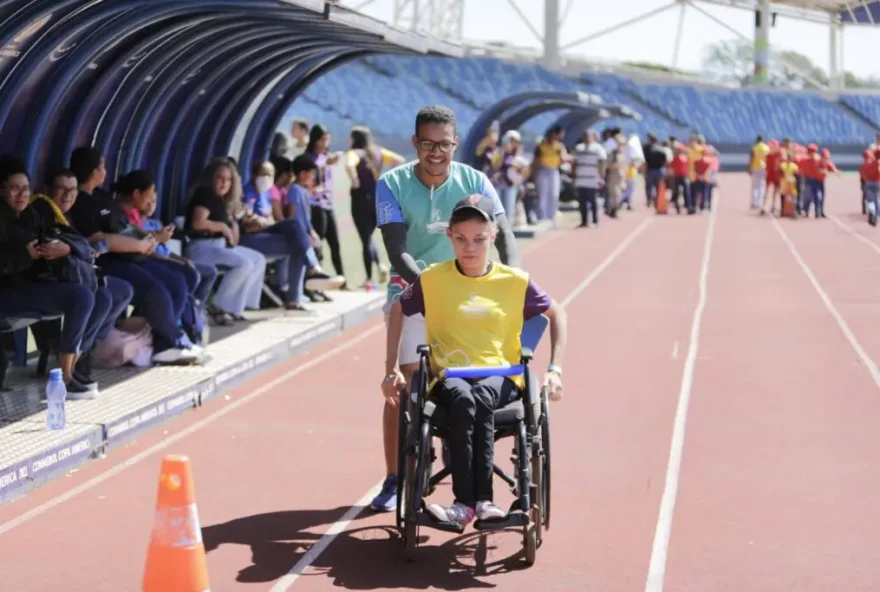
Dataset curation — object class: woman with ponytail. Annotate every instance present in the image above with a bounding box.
[344,126,403,288]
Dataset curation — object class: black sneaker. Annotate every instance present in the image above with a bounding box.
[67,377,98,400]
[73,353,97,390]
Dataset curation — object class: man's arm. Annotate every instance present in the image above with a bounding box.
[524,280,566,370]
[479,174,521,268]
[385,279,425,375]
[376,178,421,284]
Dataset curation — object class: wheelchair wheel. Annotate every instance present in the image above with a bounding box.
[541,392,552,531]
[395,392,409,532]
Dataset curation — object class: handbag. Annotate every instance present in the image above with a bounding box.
[31,225,100,292]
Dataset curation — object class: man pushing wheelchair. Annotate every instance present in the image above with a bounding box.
[381,194,567,529]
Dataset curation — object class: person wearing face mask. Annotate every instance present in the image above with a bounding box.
[239,160,344,313]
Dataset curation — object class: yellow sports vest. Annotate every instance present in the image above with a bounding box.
[421,260,529,389]
[536,141,562,169]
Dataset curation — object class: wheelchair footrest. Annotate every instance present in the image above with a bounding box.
[415,511,466,534]
[473,511,529,532]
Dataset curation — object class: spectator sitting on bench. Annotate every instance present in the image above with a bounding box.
[269,155,293,222]
[238,159,344,313]
[0,163,121,396]
[114,170,220,336]
[30,166,135,389]
[184,158,267,323]
[66,146,202,365]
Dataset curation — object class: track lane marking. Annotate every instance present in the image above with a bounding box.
[276,216,656,590]
[645,204,718,592]
[773,217,880,387]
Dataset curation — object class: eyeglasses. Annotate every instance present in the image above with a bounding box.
[52,186,77,196]
[417,139,456,154]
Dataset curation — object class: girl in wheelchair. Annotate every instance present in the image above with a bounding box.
[381,195,567,527]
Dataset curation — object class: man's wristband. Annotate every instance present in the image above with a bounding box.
[548,364,562,376]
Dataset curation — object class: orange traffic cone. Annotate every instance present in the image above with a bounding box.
[143,455,210,592]
[780,193,796,218]
[655,179,668,214]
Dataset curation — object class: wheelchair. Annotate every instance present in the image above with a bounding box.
[395,315,552,566]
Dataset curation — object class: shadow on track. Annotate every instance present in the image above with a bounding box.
[203,510,530,589]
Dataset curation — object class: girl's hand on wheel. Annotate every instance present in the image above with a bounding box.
[381,370,406,406]
[543,371,563,402]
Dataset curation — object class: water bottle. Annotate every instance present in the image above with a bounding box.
[46,368,67,431]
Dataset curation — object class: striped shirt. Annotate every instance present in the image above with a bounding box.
[573,142,607,189]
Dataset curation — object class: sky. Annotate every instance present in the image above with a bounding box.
[341,0,880,80]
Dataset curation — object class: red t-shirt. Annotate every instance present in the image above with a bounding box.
[693,157,711,181]
[671,154,690,177]
[815,159,837,181]
[765,151,782,179]
[863,161,880,182]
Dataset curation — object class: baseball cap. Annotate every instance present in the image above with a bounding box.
[450,194,496,223]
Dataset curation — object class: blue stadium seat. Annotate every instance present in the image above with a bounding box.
[283,55,878,150]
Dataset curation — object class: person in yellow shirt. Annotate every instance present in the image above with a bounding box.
[778,150,799,218]
[382,195,567,527]
[532,125,568,224]
[748,135,770,210]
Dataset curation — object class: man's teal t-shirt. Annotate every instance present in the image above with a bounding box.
[375,160,505,303]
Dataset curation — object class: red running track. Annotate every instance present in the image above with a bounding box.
[1,173,879,592]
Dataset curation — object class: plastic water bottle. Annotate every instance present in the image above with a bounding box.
[46,368,67,431]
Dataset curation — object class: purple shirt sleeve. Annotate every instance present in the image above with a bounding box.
[523,279,552,320]
[399,277,425,317]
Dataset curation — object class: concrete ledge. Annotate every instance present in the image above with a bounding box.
[0,291,385,504]
[513,220,555,239]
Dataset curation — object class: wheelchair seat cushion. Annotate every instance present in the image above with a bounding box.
[429,399,525,430]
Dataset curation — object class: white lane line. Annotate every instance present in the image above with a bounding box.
[772,217,880,388]
[645,204,718,592]
[828,213,880,257]
[0,324,385,537]
[268,483,384,591]
[275,216,656,591]
[0,218,571,537]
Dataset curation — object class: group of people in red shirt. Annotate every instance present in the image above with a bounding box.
[757,138,839,219]
[859,144,880,227]
[662,136,720,215]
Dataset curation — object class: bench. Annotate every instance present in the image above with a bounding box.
[0,315,62,391]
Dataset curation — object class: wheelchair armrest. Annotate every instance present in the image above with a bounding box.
[520,347,535,363]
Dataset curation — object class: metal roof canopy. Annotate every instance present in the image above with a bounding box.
[460,90,639,167]
[694,0,880,25]
[0,0,461,220]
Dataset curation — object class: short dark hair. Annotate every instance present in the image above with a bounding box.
[292,154,318,177]
[44,166,76,188]
[69,146,103,184]
[112,170,154,196]
[270,155,293,178]
[415,105,456,135]
[292,118,309,132]
[0,154,27,186]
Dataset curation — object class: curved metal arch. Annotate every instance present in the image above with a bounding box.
[172,46,362,203]
[16,1,269,173]
[165,40,358,203]
[21,6,198,174]
[553,110,610,147]
[155,40,345,206]
[242,50,376,170]
[460,91,605,164]
[501,101,605,136]
[122,22,297,173]
[56,21,192,170]
[0,0,129,135]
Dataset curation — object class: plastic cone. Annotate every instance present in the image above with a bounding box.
[655,179,668,214]
[781,193,796,218]
[143,455,210,592]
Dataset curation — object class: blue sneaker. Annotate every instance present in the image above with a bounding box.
[370,475,397,512]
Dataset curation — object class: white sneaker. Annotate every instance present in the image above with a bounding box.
[151,347,200,364]
[476,501,506,521]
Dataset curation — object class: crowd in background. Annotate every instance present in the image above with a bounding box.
[0,120,407,398]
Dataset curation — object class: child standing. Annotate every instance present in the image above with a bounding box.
[778,151,799,219]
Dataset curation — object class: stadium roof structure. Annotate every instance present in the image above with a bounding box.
[0,0,461,218]
[697,0,880,25]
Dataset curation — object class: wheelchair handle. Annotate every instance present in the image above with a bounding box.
[442,365,525,379]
